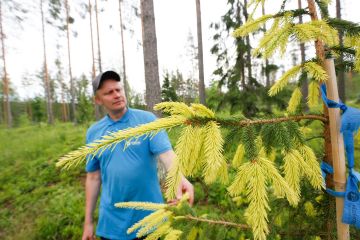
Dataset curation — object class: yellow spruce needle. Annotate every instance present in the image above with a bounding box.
[144,222,172,240]
[57,116,185,170]
[232,144,245,168]
[228,161,252,197]
[307,81,319,108]
[287,88,302,113]
[232,14,274,37]
[203,121,228,184]
[244,161,269,240]
[127,209,166,234]
[298,145,324,190]
[259,157,299,206]
[154,102,194,118]
[283,150,302,198]
[136,211,172,238]
[164,229,183,240]
[165,157,182,201]
[269,65,302,96]
[175,125,196,176]
[114,202,167,211]
[303,62,328,82]
[190,103,215,118]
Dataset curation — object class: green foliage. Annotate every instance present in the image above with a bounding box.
[75,74,94,124]
[162,72,178,102]
[0,123,87,239]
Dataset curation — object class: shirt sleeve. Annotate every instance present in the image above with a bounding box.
[85,131,100,172]
[149,129,173,155]
[147,113,173,155]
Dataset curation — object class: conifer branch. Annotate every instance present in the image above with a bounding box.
[189,114,327,127]
[182,215,251,229]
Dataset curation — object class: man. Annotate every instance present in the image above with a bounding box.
[82,70,194,240]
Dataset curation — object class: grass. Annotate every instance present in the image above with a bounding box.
[0,123,88,240]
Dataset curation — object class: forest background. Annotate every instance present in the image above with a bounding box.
[1,0,360,239]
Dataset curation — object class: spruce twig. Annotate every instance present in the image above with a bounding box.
[180,215,251,229]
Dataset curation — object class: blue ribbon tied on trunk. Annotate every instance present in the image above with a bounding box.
[320,84,360,228]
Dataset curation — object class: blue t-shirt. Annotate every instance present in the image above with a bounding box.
[85,108,172,240]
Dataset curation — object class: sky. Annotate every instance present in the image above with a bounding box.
[2,0,360,100]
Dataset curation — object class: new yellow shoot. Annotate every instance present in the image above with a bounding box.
[269,65,302,96]
[307,81,319,108]
[287,88,302,113]
[203,121,228,184]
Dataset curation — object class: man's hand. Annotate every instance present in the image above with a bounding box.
[82,222,96,240]
[158,150,195,206]
[176,176,194,205]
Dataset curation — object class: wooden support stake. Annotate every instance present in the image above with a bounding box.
[324,58,349,240]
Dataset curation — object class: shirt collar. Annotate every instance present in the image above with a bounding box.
[106,107,132,126]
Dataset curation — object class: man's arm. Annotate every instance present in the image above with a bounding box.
[158,150,194,205]
[82,170,101,240]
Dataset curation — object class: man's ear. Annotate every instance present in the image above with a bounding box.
[94,95,102,105]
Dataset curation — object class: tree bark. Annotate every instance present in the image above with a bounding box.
[140,0,161,114]
[65,0,76,122]
[195,0,206,105]
[243,0,252,85]
[307,1,349,239]
[118,0,130,101]
[0,0,12,127]
[88,0,100,120]
[336,0,345,102]
[298,0,308,102]
[95,0,102,72]
[40,0,54,125]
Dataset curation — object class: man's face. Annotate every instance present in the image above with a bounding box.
[95,79,127,113]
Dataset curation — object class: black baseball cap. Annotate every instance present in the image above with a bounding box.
[92,70,121,94]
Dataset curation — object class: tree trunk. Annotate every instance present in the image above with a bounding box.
[195,0,206,105]
[65,0,76,122]
[88,0,100,120]
[262,3,270,88]
[94,0,102,73]
[336,0,345,102]
[0,0,12,127]
[40,0,54,125]
[140,0,161,114]
[262,2,271,112]
[118,0,130,101]
[298,0,308,102]
[307,1,349,239]
[243,0,252,85]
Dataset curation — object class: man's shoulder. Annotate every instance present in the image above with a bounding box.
[87,116,108,136]
[129,108,157,122]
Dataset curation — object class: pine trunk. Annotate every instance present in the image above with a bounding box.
[307,0,349,239]
[336,0,345,102]
[65,0,76,122]
[118,0,129,101]
[0,0,12,127]
[40,0,54,125]
[88,0,100,120]
[298,0,308,101]
[140,0,161,114]
[243,0,252,85]
[95,0,102,73]
[262,3,271,112]
[195,0,206,105]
